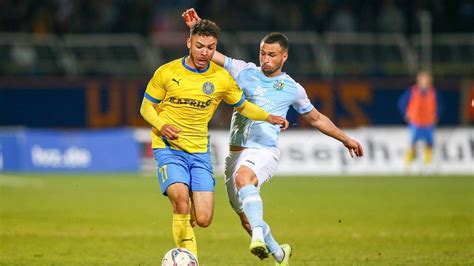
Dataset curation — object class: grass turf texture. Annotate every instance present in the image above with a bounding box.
[1,174,473,265]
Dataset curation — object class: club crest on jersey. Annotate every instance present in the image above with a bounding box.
[202,82,215,94]
[273,80,285,90]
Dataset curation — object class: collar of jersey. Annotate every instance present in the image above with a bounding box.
[182,57,210,73]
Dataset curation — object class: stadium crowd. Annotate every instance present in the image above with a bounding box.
[0,0,472,36]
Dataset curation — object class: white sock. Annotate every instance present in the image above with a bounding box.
[251,226,264,242]
[273,246,284,262]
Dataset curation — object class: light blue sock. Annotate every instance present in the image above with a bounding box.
[262,221,280,254]
[239,185,264,240]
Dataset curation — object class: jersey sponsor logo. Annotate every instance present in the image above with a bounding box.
[245,159,256,165]
[181,237,194,243]
[168,96,212,109]
[202,81,215,94]
[172,78,181,86]
[273,80,285,90]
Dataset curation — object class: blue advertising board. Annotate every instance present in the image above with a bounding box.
[0,129,140,172]
[0,77,466,128]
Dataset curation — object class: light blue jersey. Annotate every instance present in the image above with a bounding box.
[224,57,314,148]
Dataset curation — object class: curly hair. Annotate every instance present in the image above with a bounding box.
[190,19,220,39]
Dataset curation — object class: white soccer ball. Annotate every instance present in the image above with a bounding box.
[161,248,198,266]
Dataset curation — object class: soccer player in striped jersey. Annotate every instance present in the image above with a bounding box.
[140,19,289,259]
[183,9,363,266]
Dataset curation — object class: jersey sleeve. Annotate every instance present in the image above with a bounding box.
[397,88,411,117]
[223,75,245,107]
[223,56,257,79]
[144,67,167,103]
[292,83,314,114]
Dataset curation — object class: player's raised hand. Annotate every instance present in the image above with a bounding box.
[267,115,289,131]
[160,124,181,140]
[182,8,201,28]
[343,138,364,158]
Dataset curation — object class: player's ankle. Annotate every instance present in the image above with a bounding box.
[251,226,264,242]
[272,247,284,262]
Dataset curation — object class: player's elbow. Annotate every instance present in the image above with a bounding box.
[310,120,321,129]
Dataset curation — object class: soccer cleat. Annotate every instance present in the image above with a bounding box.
[249,240,269,260]
[275,244,292,266]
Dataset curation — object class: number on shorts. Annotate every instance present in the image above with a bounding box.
[159,165,168,183]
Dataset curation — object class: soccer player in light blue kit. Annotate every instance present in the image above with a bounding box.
[183,9,364,265]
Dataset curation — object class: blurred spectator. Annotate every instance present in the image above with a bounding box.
[458,0,474,31]
[11,44,36,69]
[284,3,305,30]
[53,0,74,35]
[306,0,331,32]
[151,0,197,34]
[377,0,406,33]
[0,0,472,35]
[253,0,275,30]
[91,0,119,33]
[432,0,450,33]
[357,0,377,32]
[32,6,54,35]
[328,2,356,33]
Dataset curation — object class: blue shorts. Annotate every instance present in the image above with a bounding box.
[409,125,435,146]
[153,148,215,195]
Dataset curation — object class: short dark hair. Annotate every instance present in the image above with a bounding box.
[190,19,220,39]
[261,32,289,51]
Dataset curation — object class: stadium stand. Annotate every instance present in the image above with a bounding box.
[0,32,471,77]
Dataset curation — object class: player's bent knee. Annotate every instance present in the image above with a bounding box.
[196,220,211,228]
[234,172,254,190]
[195,215,212,228]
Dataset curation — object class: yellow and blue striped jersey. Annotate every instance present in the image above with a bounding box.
[144,57,245,153]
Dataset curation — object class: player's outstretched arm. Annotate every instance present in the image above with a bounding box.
[140,99,180,140]
[235,101,289,130]
[182,8,226,66]
[302,108,363,158]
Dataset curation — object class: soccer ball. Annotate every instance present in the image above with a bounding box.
[161,248,198,266]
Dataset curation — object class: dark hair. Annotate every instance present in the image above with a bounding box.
[190,19,220,39]
[261,32,289,51]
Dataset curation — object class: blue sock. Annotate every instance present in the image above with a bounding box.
[262,221,280,254]
[239,185,264,239]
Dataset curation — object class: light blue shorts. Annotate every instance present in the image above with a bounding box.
[153,147,214,195]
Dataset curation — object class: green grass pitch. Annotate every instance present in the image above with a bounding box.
[1,174,473,265]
